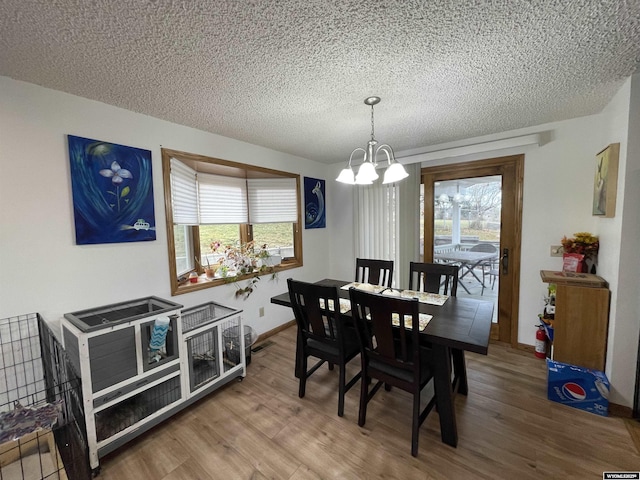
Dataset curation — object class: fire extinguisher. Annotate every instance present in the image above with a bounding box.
[535,324,546,359]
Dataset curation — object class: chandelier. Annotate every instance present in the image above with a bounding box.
[336,96,409,185]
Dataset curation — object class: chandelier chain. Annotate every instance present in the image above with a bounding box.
[370,103,375,142]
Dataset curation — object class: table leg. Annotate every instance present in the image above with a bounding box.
[452,349,468,396]
[455,264,472,294]
[432,343,458,447]
[459,261,485,285]
[458,278,471,294]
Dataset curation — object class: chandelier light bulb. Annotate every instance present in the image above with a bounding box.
[382,162,409,184]
[355,161,378,184]
[336,167,356,184]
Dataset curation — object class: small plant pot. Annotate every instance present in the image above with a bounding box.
[264,255,282,267]
[205,266,218,279]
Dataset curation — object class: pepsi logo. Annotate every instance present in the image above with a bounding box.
[562,382,586,401]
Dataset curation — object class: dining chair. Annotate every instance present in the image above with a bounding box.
[355,258,394,287]
[483,262,499,294]
[348,288,437,457]
[287,278,362,417]
[469,244,498,295]
[408,262,459,296]
[409,261,467,396]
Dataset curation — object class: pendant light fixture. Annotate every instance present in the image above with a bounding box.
[336,96,409,185]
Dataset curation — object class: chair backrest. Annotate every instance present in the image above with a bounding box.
[287,278,346,348]
[469,243,498,254]
[355,258,394,287]
[349,288,422,390]
[408,262,459,296]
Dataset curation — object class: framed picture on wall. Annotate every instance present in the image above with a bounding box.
[67,135,156,244]
[592,143,620,218]
[304,177,326,229]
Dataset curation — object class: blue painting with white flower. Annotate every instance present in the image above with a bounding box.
[67,135,156,245]
[304,177,325,229]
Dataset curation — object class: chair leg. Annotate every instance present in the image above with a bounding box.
[298,355,307,398]
[338,363,346,417]
[411,390,420,457]
[358,374,369,427]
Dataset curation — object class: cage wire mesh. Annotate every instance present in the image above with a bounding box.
[94,375,181,442]
[0,313,90,480]
[188,329,219,390]
[0,314,45,410]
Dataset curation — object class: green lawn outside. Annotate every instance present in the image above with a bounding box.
[199,223,294,254]
[433,219,500,242]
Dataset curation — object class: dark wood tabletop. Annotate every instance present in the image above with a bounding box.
[270,278,493,355]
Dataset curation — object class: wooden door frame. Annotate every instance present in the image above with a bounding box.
[421,155,524,346]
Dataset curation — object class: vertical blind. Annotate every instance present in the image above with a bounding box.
[353,164,420,289]
[170,158,298,225]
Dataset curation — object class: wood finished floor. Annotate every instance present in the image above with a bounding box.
[98,327,640,479]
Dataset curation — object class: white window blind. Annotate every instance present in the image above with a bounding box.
[247,178,297,223]
[170,158,198,225]
[198,173,248,224]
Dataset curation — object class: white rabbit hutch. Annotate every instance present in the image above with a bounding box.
[60,297,246,473]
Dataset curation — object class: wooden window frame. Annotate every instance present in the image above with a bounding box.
[162,148,303,296]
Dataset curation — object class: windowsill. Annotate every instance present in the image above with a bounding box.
[172,261,300,296]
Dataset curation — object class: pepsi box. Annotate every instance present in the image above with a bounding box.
[546,358,609,416]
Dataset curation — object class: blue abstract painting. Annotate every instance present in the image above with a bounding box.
[67,135,156,245]
[304,177,325,229]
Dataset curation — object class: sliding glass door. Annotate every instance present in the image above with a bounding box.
[421,156,523,344]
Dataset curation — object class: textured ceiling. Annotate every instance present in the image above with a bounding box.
[1,1,639,164]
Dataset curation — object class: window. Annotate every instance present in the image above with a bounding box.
[174,224,194,276]
[162,148,303,295]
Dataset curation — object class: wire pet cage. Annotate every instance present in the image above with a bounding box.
[0,313,90,480]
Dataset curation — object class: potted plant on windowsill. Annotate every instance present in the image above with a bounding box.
[210,241,279,299]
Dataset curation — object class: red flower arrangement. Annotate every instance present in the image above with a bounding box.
[561,232,599,273]
[561,232,599,258]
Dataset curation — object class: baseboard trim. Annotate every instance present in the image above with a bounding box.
[609,403,633,418]
[516,342,536,354]
[255,319,295,345]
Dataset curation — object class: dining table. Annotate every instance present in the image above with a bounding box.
[270,278,494,448]
[433,250,498,293]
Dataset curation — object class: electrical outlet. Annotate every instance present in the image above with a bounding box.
[550,245,564,257]
[259,307,264,317]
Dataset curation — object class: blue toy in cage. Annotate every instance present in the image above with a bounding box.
[149,316,170,362]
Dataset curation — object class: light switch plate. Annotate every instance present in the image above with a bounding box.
[550,245,564,257]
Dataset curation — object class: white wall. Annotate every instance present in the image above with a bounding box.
[606,73,640,409]
[0,77,332,336]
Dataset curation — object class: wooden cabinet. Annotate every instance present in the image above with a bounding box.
[540,271,610,371]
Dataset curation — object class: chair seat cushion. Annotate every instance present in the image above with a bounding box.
[307,329,360,358]
[369,349,432,385]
